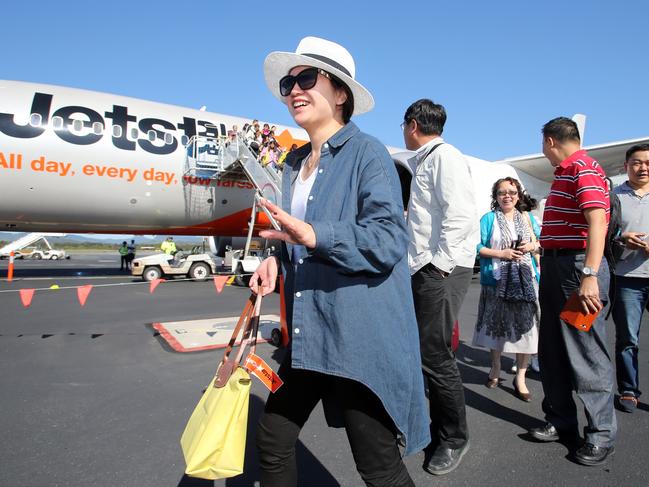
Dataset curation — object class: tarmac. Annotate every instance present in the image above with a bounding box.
[1,253,648,487]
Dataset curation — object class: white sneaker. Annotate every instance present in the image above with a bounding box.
[510,364,517,373]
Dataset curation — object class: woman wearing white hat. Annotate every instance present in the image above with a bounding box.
[251,37,429,486]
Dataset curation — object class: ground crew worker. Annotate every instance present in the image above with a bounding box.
[161,237,176,255]
[118,241,129,270]
[126,239,136,270]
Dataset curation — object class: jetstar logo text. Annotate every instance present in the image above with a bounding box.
[0,92,231,156]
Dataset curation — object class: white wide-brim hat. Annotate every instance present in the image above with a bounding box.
[263,36,375,116]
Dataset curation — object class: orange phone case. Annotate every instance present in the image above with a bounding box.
[560,292,599,332]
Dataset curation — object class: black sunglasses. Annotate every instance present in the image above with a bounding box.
[279,67,331,97]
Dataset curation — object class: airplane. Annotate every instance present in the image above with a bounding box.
[1,79,647,242]
[0,80,308,243]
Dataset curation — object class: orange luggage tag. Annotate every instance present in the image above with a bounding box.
[244,353,284,393]
[242,294,284,393]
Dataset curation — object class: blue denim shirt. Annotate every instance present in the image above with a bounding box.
[279,122,430,455]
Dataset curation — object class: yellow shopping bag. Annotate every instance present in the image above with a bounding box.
[180,367,251,479]
[180,295,259,480]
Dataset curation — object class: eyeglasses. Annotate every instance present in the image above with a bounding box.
[400,120,409,130]
[496,190,519,197]
[279,67,331,97]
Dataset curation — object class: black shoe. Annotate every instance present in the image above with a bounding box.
[574,443,614,466]
[528,423,559,442]
[423,441,470,476]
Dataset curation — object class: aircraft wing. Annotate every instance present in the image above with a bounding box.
[500,135,649,183]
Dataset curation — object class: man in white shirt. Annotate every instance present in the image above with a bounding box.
[402,99,478,476]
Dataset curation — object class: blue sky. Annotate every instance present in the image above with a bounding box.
[4,0,648,161]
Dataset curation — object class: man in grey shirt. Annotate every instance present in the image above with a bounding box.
[402,99,478,476]
[612,143,649,413]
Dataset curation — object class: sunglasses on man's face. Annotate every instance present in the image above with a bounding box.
[279,68,331,97]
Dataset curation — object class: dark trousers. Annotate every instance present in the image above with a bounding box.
[538,254,617,447]
[256,357,413,487]
[120,255,128,270]
[411,264,472,449]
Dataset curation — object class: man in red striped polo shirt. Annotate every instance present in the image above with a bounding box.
[528,117,616,466]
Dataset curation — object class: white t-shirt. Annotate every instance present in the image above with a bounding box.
[291,163,318,221]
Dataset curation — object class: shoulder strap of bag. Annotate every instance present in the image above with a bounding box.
[524,212,536,242]
[220,295,254,364]
[418,142,445,166]
[214,295,256,388]
[234,294,262,363]
[523,212,541,271]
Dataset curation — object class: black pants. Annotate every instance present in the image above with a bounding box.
[538,254,617,447]
[411,264,472,449]
[120,255,128,270]
[256,357,414,487]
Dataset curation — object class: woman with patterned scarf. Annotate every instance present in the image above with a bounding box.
[473,177,541,401]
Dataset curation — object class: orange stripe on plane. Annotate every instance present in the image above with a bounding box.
[131,208,274,236]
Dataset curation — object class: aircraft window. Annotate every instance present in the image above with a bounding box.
[29,113,42,127]
[73,119,83,132]
[92,122,103,135]
[181,135,189,146]
[112,125,122,138]
[52,116,64,130]
[130,128,139,140]
[164,132,173,145]
[147,130,156,142]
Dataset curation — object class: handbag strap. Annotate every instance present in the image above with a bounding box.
[524,212,536,243]
[221,295,255,364]
[234,293,262,364]
[214,295,254,387]
[214,293,262,388]
[524,212,541,268]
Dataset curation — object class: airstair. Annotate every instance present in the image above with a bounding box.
[184,135,283,269]
[0,232,67,258]
[184,135,282,224]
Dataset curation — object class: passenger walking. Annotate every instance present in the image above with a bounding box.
[250,36,429,487]
[118,241,129,271]
[472,177,540,401]
[402,99,478,475]
[528,117,616,466]
[611,143,649,413]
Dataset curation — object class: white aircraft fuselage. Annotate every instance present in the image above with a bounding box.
[0,80,307,236]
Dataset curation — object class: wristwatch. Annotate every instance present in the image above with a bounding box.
[581,266,598,277]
